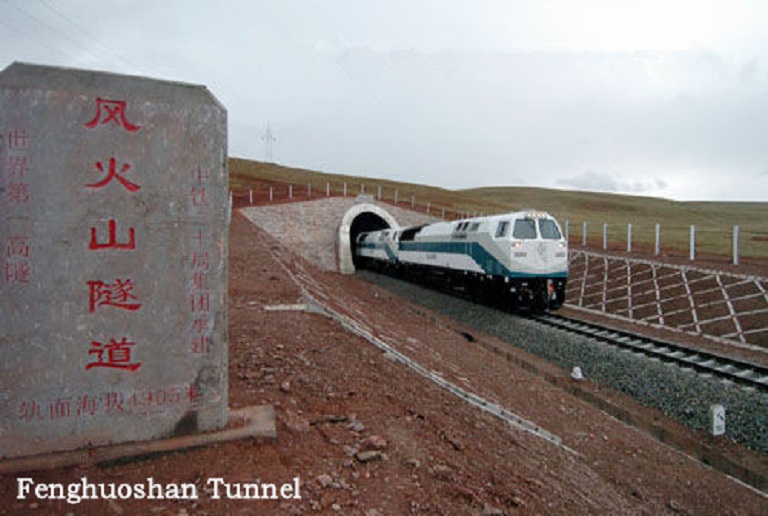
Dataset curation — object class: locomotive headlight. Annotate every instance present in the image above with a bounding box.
[511,241,523,249]
[558,241,567,248]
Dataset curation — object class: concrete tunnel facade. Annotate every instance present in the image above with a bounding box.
[338,203,399,274]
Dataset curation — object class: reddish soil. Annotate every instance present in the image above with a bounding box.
[1,212,766,515]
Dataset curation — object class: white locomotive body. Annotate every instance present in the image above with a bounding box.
[355,211,568,311]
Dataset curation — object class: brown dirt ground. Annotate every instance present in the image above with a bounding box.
[1,211,766,515]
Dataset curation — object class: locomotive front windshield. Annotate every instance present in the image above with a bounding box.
[513,219,537,239]
[511,217,562,240]
[538,219,562,240]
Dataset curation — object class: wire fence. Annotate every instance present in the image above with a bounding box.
[232,182,768,266]
[564,221,767,266]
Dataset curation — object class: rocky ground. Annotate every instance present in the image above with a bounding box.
[0,211,766,515]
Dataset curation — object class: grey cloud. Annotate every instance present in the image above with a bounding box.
[558,172,667,194]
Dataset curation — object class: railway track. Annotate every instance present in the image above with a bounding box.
[534,313,768,392]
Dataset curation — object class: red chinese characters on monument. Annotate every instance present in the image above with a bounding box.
[87,157,141,192]
[83,97,143,372]
[3,128,33,286]
[189,166,209,210]
[187,165,214,354]
[85,98,140,132]
[15,384,199,424]
[86,338,142,372]
[189,227,212,353]
[88,278,142,313]
[5,235,31,285]
[4,129,31,204]
[89,219,136,250]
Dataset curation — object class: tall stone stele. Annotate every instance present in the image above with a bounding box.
[0,63,229,459]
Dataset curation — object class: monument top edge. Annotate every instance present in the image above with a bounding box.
[0,62,224,110]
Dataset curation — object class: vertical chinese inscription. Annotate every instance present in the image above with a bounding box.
[4,128,31,204]
[0,63,228,459]
[83,97,143,372]
[2,127,33,286]
[188,166,214,354]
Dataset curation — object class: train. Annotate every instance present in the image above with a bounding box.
[354,210,568,311]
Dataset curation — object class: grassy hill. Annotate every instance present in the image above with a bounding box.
[229,158,768,260]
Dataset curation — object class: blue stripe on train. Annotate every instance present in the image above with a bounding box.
[398,241,567,279]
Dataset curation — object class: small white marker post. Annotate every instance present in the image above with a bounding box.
[710,404,726,436]
[690,225,696,261]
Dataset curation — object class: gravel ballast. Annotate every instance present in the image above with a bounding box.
[359,270,768,453]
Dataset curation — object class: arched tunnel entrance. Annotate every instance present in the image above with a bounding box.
[337,203,399,274]
[350,212,391,267]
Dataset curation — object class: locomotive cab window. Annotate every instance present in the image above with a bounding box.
[538,219,562,240]
[495,221,510,238]
[513,219,537,239]
[469,222,480,232]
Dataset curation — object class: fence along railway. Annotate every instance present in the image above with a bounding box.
[238,192,768,349]
[566,250,768,347]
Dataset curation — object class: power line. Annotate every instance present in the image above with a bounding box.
[37,0,139,71]
[3,0,104,65]
[0,13,75,62]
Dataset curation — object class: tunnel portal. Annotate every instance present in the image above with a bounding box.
[337,203,399,274]
[350,212,391,266]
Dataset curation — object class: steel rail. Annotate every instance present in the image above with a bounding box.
[534,314,768,392]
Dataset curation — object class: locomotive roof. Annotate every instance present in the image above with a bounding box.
[358,210,557,238]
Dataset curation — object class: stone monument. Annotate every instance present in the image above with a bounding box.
[0,63,229,459]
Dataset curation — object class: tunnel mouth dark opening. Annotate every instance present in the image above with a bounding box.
[350,212,390,267]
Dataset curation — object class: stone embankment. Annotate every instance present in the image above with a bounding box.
[241,197,439,272]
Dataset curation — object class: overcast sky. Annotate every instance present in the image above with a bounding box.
[1,0,767,201]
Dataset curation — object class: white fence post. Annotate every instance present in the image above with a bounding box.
[326,182,330,197]
[288,184,293,199]
[360,183,365,194]
[377,185,381,201]
[655,223,661,256]
[394,189,399,204]
[411,194,415,208]
[343,182,347,196]
[603,223,608,251]
[627,223,632,253]
[307,182,311,197]
[733,226,740,265]
[269,187,273,202]
[249,188,253,205]
[690,225,696,261]
[582,221,588,247]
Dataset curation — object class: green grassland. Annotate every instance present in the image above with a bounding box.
[229,158,768,260]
